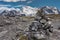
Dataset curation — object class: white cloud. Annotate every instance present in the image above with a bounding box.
[27,1,32,4]
[0,0,26,2]
[0,5,11,7]
[14,5,25,7]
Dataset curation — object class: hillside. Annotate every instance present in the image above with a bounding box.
[0,15,60,40]
[46,14,60,19]
[0,16,34,40]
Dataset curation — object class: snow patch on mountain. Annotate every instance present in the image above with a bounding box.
[22,6,38,16]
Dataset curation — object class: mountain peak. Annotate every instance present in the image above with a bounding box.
[40,6,60,14]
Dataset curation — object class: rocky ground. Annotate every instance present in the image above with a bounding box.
[49,19,60,40]
[0,16,34,40]
[0,16,60,40]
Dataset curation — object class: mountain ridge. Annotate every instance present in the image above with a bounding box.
[0,6,60,16]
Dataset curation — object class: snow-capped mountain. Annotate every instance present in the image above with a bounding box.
[41,6,60,14]
[0,6,38,16]
[0,6,60,16]
[0,7,21,16]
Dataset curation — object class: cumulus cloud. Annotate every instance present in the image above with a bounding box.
[0,0,26,2]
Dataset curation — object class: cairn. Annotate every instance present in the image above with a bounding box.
[28,9,53,40]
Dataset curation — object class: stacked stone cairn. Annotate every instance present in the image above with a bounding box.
[27,9,53,40]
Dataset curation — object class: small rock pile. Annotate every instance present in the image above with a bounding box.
[27,16,53,40]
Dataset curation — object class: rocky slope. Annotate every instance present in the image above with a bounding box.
[0,16,34,40]
[0,16,60,40]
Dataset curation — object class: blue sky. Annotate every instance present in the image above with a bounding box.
[0,0,60,9]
